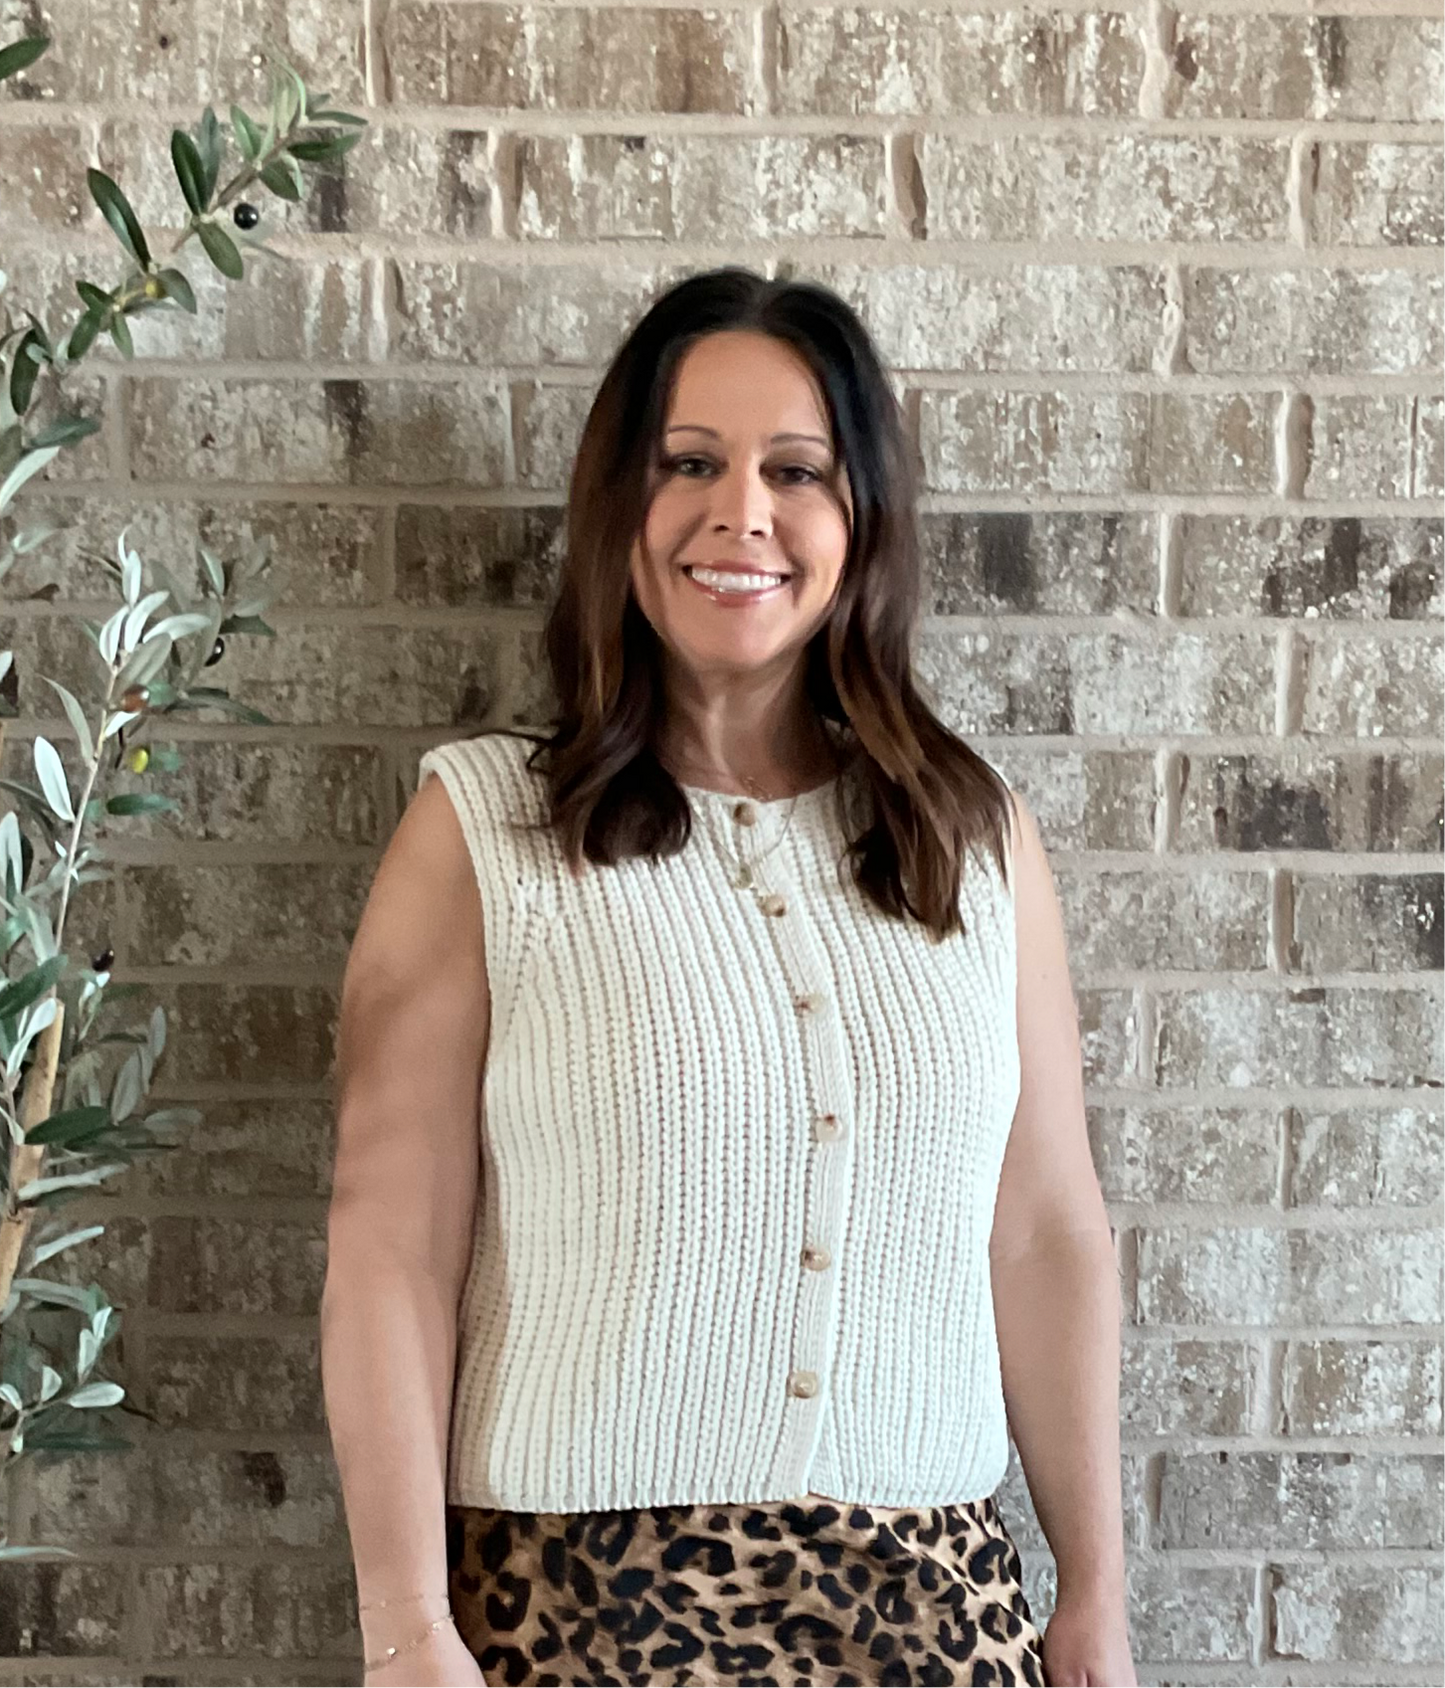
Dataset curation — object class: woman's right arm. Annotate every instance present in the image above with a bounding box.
[321,770,491,1685]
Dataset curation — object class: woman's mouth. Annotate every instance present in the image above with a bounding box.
[682,565,792,604]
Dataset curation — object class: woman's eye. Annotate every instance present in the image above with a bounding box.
[664,456,821,484]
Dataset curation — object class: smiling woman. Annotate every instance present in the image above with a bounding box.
[323,266,1122,1688]
[629,328,857,784]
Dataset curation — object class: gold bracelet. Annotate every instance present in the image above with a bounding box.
[362,1612,454,1674]
[359,1590,450,1613]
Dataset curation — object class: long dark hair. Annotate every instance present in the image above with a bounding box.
[505,264,1015,943]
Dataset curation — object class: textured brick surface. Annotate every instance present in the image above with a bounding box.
[1,0,1439,1678]
[1092,1104,1279,1204]
[921,135,1291,244]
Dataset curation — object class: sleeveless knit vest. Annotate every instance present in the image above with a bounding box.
[418,730,1021,1512]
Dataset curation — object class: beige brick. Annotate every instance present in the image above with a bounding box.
[0,123,89,232]
[1160,1451,1442,1550]
[1305,394,1415,500]
[11,493,385,608]
[1093,1104,1279,1205]
[938,748,1161,852]
[383,4,756,112]
[1290,1107,1444,1208]
[301,123,500,239]
[1154,983,1443,1090]
[1138,1225,1443,1324]
[918,390,1150,495]
[122,1097,332,1201]
[1282,1338,1442,1435]
[30,1446,342,1548]
[141,1561,359,1658]
[122,859,375,967]
[922,135,1289,243]
[1184,267,1442,376]
[0,1562,127,1655]
[914,627,1276,736]
[1064,869,1272,973]
[395,503,564,608]
[1165,15,1443,122]
[385,257,695,365]
[1174,749,1443,854]
[517,133,888,241]
[0,0,364,104]
[1310,141,1445,248]
[1298,632,1444,738]
[1273,1564,1442,1664]
[920,511,1160,617]
[128,251,377,365]
[814,261,1169,372]
[126,376,509,486]
[145,1332,326,1430]
[1122,1337,1258,1436]
[1116,1561,1256,1663]
[1175,515,1442,621]
[1149,393,1278,495]
[147,1215,326,1314]
[1292,873,1444,973]
[43,1216,153,1306]
[146,982,339,1085]
[104,742,382,846]
[512,380,594,489]
[776,9,1140,117]
[1076,987,1140,1086]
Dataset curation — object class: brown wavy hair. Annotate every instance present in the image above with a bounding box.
[503,264,1016,943]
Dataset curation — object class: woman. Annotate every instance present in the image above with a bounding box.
[323,267,1137,1687]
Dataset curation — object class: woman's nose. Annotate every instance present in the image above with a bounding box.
[709,466,773,538]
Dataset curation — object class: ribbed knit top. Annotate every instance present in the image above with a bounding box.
[418,729,1021,1513]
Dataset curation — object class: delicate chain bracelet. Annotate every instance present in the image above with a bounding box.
[362,1610,454,1674]
[360,1590,450,1614]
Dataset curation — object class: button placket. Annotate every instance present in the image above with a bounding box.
[738,846,856,1498]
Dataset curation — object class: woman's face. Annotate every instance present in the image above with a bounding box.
[629,330,853,677]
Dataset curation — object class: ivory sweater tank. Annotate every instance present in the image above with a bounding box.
[417,729,1021,1514]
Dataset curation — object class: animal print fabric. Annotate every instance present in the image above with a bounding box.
[445,1492,1047,1685]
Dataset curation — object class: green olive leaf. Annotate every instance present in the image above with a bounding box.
[86,168,151,268]
[196,219,243,280]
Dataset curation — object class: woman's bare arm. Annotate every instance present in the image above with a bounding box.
[321,771,490,1664]
[989,794,1123,1572]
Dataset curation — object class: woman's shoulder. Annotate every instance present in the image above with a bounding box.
[418,728,549,799]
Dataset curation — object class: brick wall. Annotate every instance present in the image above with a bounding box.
[1,0,1441,1680]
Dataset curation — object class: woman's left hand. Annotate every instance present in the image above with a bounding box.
[1039,1586,1138,1686]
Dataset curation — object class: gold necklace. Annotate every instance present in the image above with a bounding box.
[692,786,800,891]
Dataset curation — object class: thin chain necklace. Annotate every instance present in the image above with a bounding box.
[665,743,837,891]
[692,786,800,891]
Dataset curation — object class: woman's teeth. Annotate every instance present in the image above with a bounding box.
[686,567,787,592]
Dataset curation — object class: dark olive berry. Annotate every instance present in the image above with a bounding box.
[232,202,260,230]
[204,637,225,667]
[92,948,114,973]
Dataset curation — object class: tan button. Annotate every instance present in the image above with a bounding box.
[760,893,787,917]
[795,991,826,1016]
[813,1113,842,1142]
[733,800,757,827]
[786,1369,818,1399]
[801,1244,831,1271]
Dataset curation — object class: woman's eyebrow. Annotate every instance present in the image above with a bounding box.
[665,424,832,449]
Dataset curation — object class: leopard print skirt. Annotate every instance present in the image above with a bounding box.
[445,1492,1046,1686]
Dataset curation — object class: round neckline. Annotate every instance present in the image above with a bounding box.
[679,772,840,809]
